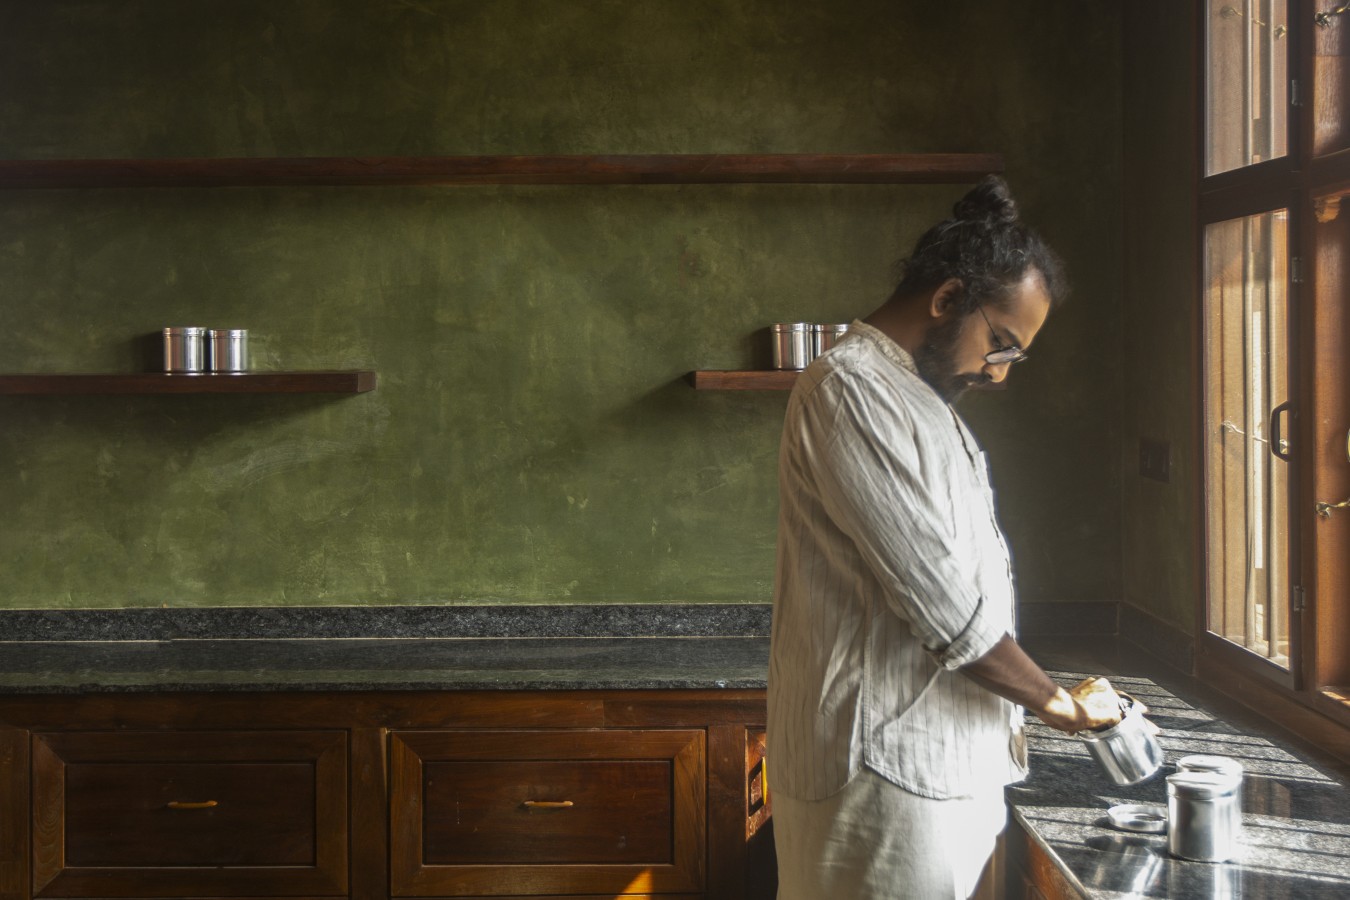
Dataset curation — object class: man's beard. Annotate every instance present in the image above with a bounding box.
[913,315,990,403]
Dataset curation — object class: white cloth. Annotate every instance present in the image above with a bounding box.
[772,767,1006,900]
[767,321,1028,803]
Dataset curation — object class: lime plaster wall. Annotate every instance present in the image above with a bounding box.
[0,1,1123,608]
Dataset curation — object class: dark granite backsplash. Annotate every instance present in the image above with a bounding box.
[0,603,773,642]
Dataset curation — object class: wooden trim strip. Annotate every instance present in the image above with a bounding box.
[0,728,29,900]
[1309,147,1350,195]
[0,691,609,730]
[1196,651,1350,765]
[350,728,388,900]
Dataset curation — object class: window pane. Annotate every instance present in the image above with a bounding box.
[1206,1,1290,175]
[1204,210,1290,669]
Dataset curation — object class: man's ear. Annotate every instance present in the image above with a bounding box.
[930,278,964,319]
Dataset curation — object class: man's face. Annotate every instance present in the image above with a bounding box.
[914,314,977,402]
[914,272,1052,403]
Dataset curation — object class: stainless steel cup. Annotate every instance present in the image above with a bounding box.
[771,323,813,370]
[163,326,206,373]
[208,329,249,373]
[1079,694,1165,785]
[812,323,850,358]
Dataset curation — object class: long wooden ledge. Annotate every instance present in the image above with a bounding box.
[0,153,1004,188]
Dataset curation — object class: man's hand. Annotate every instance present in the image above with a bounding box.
[959,635,1127,735]
[1036,676,1124,735]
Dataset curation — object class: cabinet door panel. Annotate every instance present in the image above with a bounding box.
[391,729,705,896]
[64,761,316,866]
[33,730,346,897]
[424,759,673,864]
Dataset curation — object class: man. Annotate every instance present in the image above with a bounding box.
[767,176,1120,899]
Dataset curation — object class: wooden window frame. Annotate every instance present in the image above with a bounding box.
[1195,0,1350,755]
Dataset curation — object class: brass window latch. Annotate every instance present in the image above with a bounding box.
[1316,2,1350,28]
[1315,498,1350,519]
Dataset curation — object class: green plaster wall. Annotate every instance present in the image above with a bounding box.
[1120,2,1200,635]
[0,1,1123,608]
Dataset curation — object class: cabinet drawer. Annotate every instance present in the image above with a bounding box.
[391,729,705,896]
[32,730,347,897]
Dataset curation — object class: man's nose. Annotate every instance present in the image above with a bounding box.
[984,361,1011,383]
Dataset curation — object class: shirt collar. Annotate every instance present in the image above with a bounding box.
[848,320,964,426]
[847,319,918,376]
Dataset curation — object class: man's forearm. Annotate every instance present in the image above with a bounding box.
[959,633,1108,733]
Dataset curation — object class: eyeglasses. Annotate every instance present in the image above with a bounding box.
[976,302,1028,365]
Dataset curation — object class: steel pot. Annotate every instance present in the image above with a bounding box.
[1079,693,1165,785]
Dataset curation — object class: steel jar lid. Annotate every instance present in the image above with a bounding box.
[1167,770,1241,798]
[1176,754,1244,778]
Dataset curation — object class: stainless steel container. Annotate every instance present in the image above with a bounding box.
[1177,754,1243,780]
[812,323,850,358]
[1079,694,1165,785]
[771,323,813,370]
[1167,770,1243,862]
[163,326,206,373]
[1178,754,1244,816]
[208,329,249,373]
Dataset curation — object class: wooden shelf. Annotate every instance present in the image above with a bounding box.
[688,369,1007,393]
[0,371,377,395]
[687,370,798,391]
[0,153,1003,189]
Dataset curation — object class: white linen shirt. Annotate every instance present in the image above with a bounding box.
[767,321,1029,802]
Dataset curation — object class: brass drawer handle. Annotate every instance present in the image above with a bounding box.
[522,800,574,809]
[166,800,218,810]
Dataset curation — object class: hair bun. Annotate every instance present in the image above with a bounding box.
[953,174,1018,226]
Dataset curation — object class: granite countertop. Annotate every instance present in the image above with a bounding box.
[0,636,771,692]
[0,606,1346,897]
[1014,665,1350,899]
[0,604,772,692]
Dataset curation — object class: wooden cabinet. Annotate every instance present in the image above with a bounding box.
[391,729,705,896]
[0,690,771,900]
[31,730,347,898]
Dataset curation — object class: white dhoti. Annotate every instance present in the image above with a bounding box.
[772,767,1006,900]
